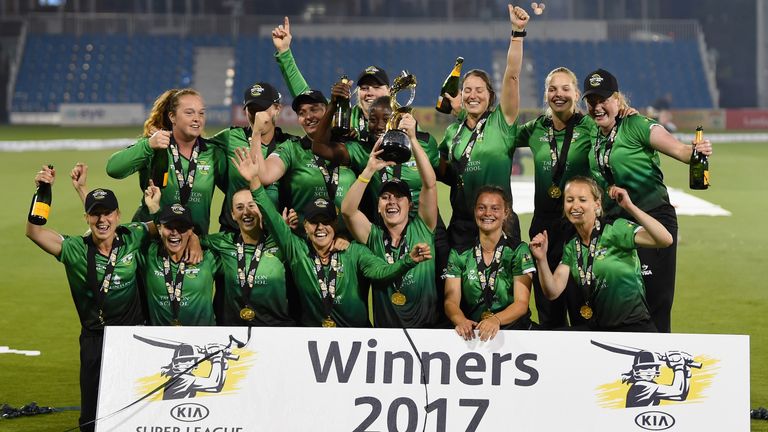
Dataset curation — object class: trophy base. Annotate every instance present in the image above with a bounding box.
[380,130,412,164]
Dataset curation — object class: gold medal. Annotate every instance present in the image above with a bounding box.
[481,310,494,321]
[239,306,256,322]
[547,184,562,199]
[391,291,407,306]
[580,304,593,320]
[170,318,182,326]
[321,316,337,328]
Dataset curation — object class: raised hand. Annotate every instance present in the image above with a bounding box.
[509,4,530,31]
[365,138,396,173]
[34,165,55,187]
[608,185,634,210]
[144,179,162,213]
[399,113,417,137]
[282,207,299,230]
[271,16,292,53]
[330,78,351,103]
[232,147,260,182]
[529,230,549,261]
[70,162,88,192]
[149,130,171,150]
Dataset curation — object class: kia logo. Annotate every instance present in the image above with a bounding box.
[170,403,209,422]
[634,411,675,430]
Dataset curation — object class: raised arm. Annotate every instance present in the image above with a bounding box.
[649,124,713,163]
[25,165,63,257]
[499,5,529,125]
[249,112,287,186]
[341,140,394,243]
[272,16,311,97]
[609,186,673,248]
[105,131,169,178]
[401,114,438,231]
[529,230,571,300]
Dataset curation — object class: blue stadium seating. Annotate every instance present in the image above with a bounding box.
[13,34,713,113]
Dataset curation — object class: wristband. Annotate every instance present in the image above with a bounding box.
[511,29,527,38]
[357,175,371,184]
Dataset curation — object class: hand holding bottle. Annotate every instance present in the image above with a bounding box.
[149,130,171,150]
[34,165,55,187]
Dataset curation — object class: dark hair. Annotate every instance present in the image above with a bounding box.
[461,69,496,108]
[369,96,392,116]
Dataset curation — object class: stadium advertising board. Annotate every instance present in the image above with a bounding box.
[96,327,748,431]
[59,103,145,126]
[725,109,768,130]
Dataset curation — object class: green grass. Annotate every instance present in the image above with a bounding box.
[0,126,766,431]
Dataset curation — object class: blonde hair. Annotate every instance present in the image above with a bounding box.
[614,91,631,110]
[564,176,604,217]
[542,67,581,117]
[142,88,201,137]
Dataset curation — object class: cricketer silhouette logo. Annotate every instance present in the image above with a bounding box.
[591,340,720,409]
[133,333,254,401]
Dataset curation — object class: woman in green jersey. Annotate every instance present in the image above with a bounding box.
[438,5,529,251]
[26,165,151,432]
[140,199,218,326]
[444,186,537,342]
[340,122,439,328]
[530,176,673,332]
[581,68,713,333]
[233,147,432,327]
[106,88,228,234]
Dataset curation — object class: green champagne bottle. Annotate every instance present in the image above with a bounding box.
[331,75,352,137]
[689,126,709,190]
[28,164,53,225]
[150,147,170,189]
[436,57,464,114]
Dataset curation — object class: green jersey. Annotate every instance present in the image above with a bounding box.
[253,187,417,327]
[561,218,650,329]
[57,223,149,330]
[105,137,227,234]
[439,108,519,216]
[139,242,219,326]
[590,115,670,219]
[366,217,437,328]
[271,137,356,229]
[445,240,535,323]
[516,114,595,216]
[208,126,298,231]
[275,48,369,140]
[201,232,293,326]
[346,132,440,218]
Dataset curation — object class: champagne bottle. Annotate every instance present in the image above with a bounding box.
[331,75,352,137]
[28,164,53,225]
[689,126,709,190]
[150,146,170,189]
[435,57,464,114]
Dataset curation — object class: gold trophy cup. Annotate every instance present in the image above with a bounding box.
[380,71,417,164]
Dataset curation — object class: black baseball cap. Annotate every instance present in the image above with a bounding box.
[380,179,412,201]
[357,66,390,86]
[303,198,337,223]
[84,188,119,214]
[157,203,194,230]
[582,68,619,99]
[291,89,328,113]
[243,82,281,112]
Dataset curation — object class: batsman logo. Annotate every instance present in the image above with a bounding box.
[591,340,720,409]
[132,333,255,401]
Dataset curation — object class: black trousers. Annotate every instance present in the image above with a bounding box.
[79,328,104,432]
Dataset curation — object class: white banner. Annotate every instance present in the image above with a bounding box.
[97,327,749,432]
[59,103,145,126]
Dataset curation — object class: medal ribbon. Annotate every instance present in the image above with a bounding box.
[474,234,506,313]
[313,251,340,319]
[169,137,201,205]
[161,252,187,323]
[314,155,340,204]
[593,118,621,187]
[86,235,122,325]
[546,113,582,193]
[235,234,265,312]
[383,224,409,293]
[449,110,491,186]
[574,219,603,305]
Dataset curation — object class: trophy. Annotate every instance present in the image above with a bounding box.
[380,71,417,164]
